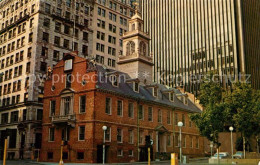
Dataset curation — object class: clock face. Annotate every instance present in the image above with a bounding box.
[64,59,73,71]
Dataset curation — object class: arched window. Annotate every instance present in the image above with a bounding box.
[132,24,135,31]
[126,41,135,55]
[139,41,146,56]
[138,23,142,30]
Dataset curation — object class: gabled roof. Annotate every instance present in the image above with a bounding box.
[95,65,201,113]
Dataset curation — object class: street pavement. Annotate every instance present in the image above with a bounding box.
[0,159,232,165]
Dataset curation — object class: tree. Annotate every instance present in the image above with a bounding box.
[224,83,260,156]
[190,80,225,160]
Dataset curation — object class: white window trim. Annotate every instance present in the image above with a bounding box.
[128,102,134,119]
[106,97,112,115]
[191,137,193,148]
[129,130,134,144]
[79,95,86,114]
[169,92,174,102]
[128,150,134,157]
[153,87,158,97]
[117,149,123,157]
[49,100,55,117]
[117,128,123,143]
[48,128,54,142]
[117,100,123,117]
[133,82,139,93]
[78,126,85,141]
[148,107,153,122]
[105,127,111,142]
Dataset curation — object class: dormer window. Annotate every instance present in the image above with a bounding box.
[133,82,139,93]
[111,75,119,87]
[169,92,174,102]
[184,96,188,105]
[153,87,158,97]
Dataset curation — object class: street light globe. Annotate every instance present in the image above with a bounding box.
[178,121,183,127]
[229,126,234,131]
[102,126,107,131]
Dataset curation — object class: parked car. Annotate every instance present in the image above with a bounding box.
[211,152,229,159]
[233,151,243,159]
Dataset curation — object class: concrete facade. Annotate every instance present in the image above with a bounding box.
[0,0,93,159]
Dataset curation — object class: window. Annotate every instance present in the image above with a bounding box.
[183,136,186,148]
[175,113,178,125]
[64,25,70,35]
[11,111,18,123]
[41,47,48,56]
[62,152,68,159]
[78,126,85,141]
[117,149,123,156]
[63,39,70,49]
[167,111,171,124]
[129,130,134,144]
[34,108,42,120]
[54,36,60,46]
[47,152,53,159]
[196,138,199,149]
[128,102,134,118]
[26,62,30,73]
[182,114,185,126]
[138,105,143,120]
[190,137,193,148]
[83,32,88,41]
[40,62,47,72]
[105,98,111,114]
[128,150,133,157]
[43,18,50,27]
[169,92,174,102]
[117,100,123,116]
[111,75,118,87]
[139,131,144,144]
[148,107,153,121]
[66,73,72,88]
[1,113,9,124]
[53,50,59,61]
[109,24,116,33]
[62,127,70,141]
[158,109,162,123]
[45,3,51,14]
[79,95,86,113]
[42,32,49,42]
[28,33,33,42]
[126,41,135,55]
[109,12,117,22]
[97,19,105,29]
[105,127,111,141]
[30,18,34,28]
[117,128,123,143]
[175,135,179,147]
[153,88,158,97]
[27,47,32,58]
[189,119,192,127]
[77,152,84,160]
[49,128,55,141]
[55,22,61,32]
[167,135,171,146]
[50,100,56,116]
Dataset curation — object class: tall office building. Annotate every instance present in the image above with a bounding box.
[0,0,93,159]
[140,0,260,93]
[92,0,136,68]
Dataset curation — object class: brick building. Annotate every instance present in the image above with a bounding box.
[40,11,204,163]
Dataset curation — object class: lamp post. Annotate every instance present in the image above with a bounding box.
[102,126,107,164]
[178,121,183,163]
[229,126,234,159]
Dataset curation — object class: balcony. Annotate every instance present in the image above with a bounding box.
[52,114,76,127]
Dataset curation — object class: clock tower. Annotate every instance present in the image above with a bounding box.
[117,9,153,85]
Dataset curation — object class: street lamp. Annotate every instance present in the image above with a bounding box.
[229,126,234,159]
[102,126,107,164]
[178,121,183,163]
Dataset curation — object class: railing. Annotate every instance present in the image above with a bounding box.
[52,114,76,123]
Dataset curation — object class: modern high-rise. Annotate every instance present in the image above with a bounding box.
[140,0,260,93]
[0,0,93,159]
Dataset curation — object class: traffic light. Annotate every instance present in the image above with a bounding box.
[145,135,151,146]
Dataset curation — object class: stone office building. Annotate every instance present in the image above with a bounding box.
[40,12,204,163]
[0,0,93,159]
